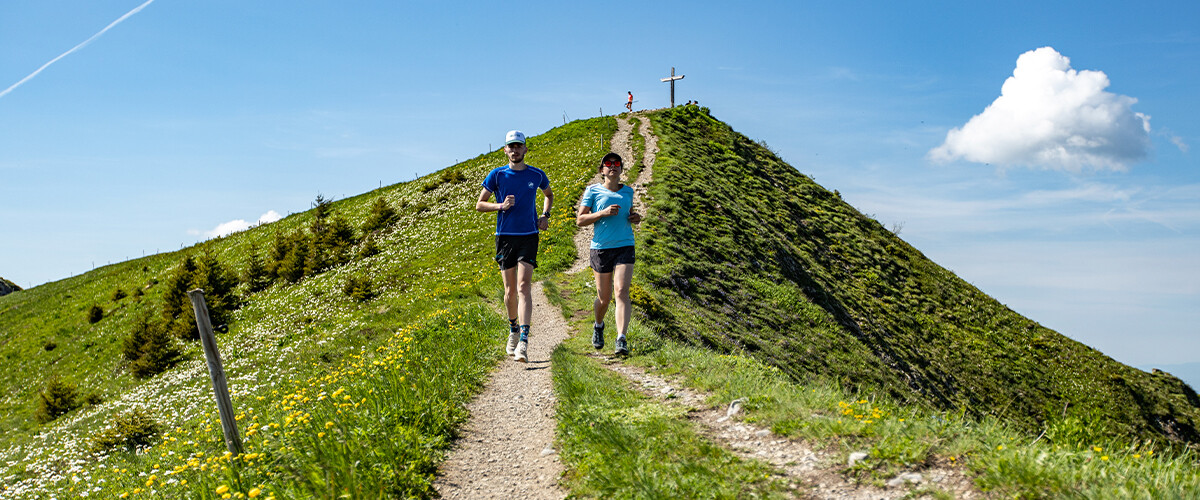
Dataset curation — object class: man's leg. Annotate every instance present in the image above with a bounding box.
[513,261,535,362]
[501,265,519,323]
[501,265,521,355]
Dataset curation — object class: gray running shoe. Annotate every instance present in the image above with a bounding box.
[614,336,629,356]
[506,330,521,356]
[592,323,605,350]
[515,340,528,363]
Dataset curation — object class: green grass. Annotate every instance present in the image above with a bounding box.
[633,105,1200,446]
[551,320,791,498]
[546,268,1200,499]
[0,116,616,498]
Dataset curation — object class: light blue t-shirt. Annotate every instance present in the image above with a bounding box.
[482,165,550,236]
[581,183,635,250]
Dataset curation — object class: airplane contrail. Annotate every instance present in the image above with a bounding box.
[0,0,157,100]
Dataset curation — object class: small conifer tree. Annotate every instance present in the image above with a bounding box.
[35,377,80,423]
[90,409,161,452]
[243,247,272,293]
[278,235,310,283]
[87,304,104,324]
[358,234,381,259]
[161,255,197,322]
[362,197,398,233]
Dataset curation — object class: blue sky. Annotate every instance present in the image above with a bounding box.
[2,1,1197,370]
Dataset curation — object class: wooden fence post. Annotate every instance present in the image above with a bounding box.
[188,289,243,456]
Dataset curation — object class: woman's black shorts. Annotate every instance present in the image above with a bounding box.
[589,245,635,273]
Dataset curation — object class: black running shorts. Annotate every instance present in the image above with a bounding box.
[495,234,539,270]
[589,245,635,274]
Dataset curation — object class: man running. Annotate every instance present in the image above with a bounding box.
[476,130,554,363]
[626,91,633,112]
[576,152,641,356]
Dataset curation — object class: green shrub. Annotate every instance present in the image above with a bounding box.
[86,305,103,324]
[110,288,127,301]
[123,314,183,378]
[83,393,105,406]
[243,247,272,293]
[420,169,468,192]
[361,197,399,233]
[35,377,80,423]
[342,276,376,302]
[358,235,382,259]
[159,253,239,340]
[43,340,57,351]
[90,409,161,453]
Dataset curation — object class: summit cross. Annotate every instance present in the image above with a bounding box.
[660,66,685,108]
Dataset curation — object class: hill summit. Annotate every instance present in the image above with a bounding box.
[0,277,20,297]
[633,106,1200,445]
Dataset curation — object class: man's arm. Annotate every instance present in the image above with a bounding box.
[537,186,554,230]
[475,188,514,212]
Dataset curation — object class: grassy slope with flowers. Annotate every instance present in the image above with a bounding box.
[633,105,1200,443]
[540,108,1198,498]
[632,106,1200,447]
[0,116,614,499]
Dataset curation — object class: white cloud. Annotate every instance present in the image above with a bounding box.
[257,210,283,224]
[1169,134,1190,153]
[929,47,1151,171]
[190,210,283,238]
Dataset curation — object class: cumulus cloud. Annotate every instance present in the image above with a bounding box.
[929,47,1151,171]
[191,210,283,238]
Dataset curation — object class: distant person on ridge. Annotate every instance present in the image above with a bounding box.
[626,91,633,112]
[577,152,641,356]
[475,130,553,363]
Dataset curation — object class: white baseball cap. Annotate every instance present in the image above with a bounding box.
[505,130,526,145]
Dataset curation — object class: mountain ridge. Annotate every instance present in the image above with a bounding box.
[633,105,1200,445]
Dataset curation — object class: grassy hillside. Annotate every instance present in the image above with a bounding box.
[0,117,615,498]
[633,105,1200,446]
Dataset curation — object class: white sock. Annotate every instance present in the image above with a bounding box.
[595,321,604,328]
[618,333,626,340]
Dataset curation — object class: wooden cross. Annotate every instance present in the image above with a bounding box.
[660,66,685,108]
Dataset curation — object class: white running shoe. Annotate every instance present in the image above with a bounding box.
[506,330,521,356]
[514,340,528,363]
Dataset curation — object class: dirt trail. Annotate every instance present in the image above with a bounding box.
[433,281,568,499]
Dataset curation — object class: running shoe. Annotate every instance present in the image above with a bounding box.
[515,340,528,363]
[592,323,605,350]
[614,336,629,356]
[506,330,521,356]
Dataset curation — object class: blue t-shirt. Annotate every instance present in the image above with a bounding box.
[482,164,550,236]
[580,183,635,250]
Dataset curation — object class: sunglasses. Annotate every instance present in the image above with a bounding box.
[603,160,623,167]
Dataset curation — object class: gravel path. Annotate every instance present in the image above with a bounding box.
[433,281,569,500]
